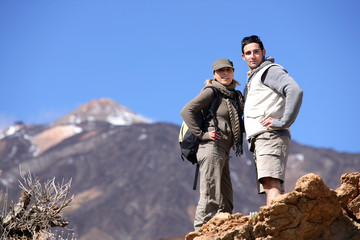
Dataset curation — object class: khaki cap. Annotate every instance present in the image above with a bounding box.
[212,58,235,72]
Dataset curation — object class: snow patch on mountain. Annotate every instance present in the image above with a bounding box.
[138,133,148,141]
[0,122,25,140]
[288,153,305,170]
[107,111,139,125]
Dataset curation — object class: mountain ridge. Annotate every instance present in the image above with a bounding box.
[0,98,359,239]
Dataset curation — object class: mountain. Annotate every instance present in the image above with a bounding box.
[0,98,359,240]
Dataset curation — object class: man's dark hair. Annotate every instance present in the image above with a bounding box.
[241,35,264,54]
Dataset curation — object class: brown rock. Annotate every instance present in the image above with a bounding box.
[349,195,360,219]
[185,173,360,240]
[185,213,251,240]
[336,172,360,220]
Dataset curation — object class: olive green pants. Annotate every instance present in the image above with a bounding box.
[193,142,233,229]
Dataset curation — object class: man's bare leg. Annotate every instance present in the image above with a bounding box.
[262,177,282,206]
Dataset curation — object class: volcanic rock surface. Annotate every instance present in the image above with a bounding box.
[185,173,360,240]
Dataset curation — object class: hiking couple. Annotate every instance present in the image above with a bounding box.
[180,35,303,230]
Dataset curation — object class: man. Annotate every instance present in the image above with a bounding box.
[241,35,303,206]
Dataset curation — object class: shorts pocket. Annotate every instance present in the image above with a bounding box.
[258,146,282,156]
[256,133,282,156]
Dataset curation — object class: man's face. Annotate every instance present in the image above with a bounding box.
[242,43,266,70]
[214,67,234,86]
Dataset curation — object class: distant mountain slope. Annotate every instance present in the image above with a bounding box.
[0,98,359,240]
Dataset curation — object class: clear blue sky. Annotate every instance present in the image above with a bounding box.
[1,0,359,153]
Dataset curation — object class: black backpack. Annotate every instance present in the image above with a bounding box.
[179,86,221,189]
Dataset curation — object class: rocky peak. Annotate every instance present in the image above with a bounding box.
[52,98,151,126]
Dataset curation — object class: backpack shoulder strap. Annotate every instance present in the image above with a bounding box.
[202,86,221,140]
[203,86,221,113]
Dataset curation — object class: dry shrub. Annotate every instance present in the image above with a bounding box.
[0,170,76,240]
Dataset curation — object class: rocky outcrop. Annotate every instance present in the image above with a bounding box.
[186,173,360,240]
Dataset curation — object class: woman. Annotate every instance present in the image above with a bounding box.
[180,58,244,229]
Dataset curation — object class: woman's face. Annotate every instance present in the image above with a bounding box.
[214,67,234,86]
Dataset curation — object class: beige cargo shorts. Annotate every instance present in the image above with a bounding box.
[253,131,290,194]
